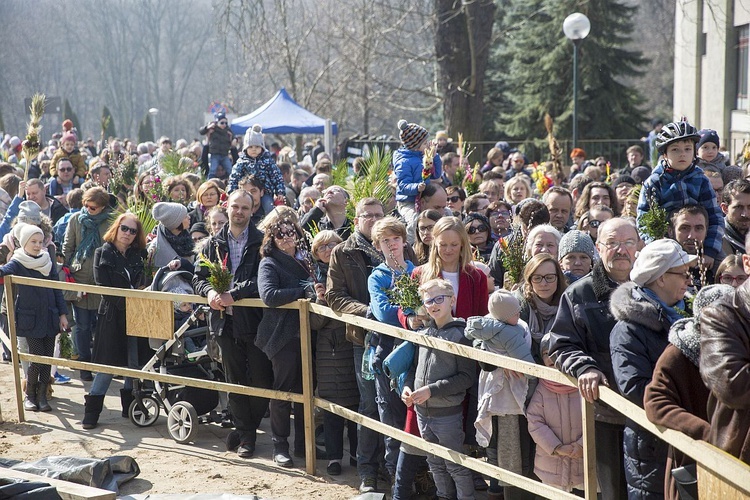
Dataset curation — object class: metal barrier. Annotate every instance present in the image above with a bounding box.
[3,275,749,499]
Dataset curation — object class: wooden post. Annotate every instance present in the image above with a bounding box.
[581,398,598,500]
[4,276,24,422]
[298,299,316,475]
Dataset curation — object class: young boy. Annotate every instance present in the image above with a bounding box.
[50,132,87,179]
[394,119,442,244]
[227,123,286,214]
[402,278,475,500]
[637,120,724,267]
[696,128,726,173]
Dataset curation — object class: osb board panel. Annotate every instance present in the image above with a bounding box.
[126,297,174,340]
[698,463,749,499]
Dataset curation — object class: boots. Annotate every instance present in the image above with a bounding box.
[120,389,135,418]
[23,379,39,412]
[82,394,105,429]
[37,383,52,412]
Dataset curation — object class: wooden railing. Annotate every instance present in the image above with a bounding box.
[2,275,748,499]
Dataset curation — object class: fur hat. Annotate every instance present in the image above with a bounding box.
[18,201,42,225]
[697,129,720,149]
[488,289,521,323]
[243,124,265,149]
[16,223,43,249]
[630,239,698,287]
[397,119,429,151]
[61,132,77,145]
[152,202,188,231]
[558,230,596,262]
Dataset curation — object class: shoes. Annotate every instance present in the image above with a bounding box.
[237,442,255,459]
[487,490,505,500]
[359,477,377,494]
[473,474,489,491]
[326,461,342,476]
[80,371,93,382]
[273,451,294,468]
[226,430,241,452]
[53,372,71,384]
[350,456,357,467]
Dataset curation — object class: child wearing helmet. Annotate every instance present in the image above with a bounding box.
[636,120,724,268]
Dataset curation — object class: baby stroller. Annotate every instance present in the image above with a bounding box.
[128,267,230,443]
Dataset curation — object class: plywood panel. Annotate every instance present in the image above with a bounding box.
[126,297,174,340]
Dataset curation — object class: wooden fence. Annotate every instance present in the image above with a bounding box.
[2,275,749,499]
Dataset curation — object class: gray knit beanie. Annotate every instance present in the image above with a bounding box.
[558,230,596,261]
[18,201,42,225]
[152,202,188,231]
[243,124,265,149]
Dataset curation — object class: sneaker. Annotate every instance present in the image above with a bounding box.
[326,461,342,476]
[473,474,489,491]
[53,372,72,384]
[359,477,377,494]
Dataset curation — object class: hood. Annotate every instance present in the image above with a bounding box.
[610,282,671,332]
[668,318,700,367]
[465,315,525,341]
[425,318,466,337]
[394,148,423,161]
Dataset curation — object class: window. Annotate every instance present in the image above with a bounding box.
[737,25,749,110]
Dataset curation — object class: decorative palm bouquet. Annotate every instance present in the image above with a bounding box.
[384,273,423,314]
[22,93,46,181]
[499,224,526,288]
[197,244,233,294]
[639,188,669,241]
[531,162,552,195]
[109,154,138,196]
[463,163,481,196]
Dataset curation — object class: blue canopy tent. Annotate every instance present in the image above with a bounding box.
[230,88,338,136]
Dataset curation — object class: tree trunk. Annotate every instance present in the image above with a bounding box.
[434,0,496,144]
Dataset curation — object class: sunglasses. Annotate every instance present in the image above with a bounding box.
[423,295,451,306]
[274,229,296,239]
[588,219,602,228]
[467,224,489,235]
[59,167,73,172]
[119,225,138,235]
[447,196,462,203]
[218,121,228,125]
[85,204,101,212]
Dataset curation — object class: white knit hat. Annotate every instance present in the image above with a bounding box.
[243,124,265,149]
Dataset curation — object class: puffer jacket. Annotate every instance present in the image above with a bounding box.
[227,149,285,196]
[610,282,672,500]
[393,148,442,203]
[700,283,750,464]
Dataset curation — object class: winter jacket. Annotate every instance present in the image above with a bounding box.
[722,218,746,256]
[0,196,23,241]
[0,259,66,338]
[637,159,724,258]
[644,318,710,500]
[404,318,474,415]
[526,380,584,492]
[193,223,264,338]
[610,282,672,500]
[91,242,148,367]
[199,122,233,156]
[393,148,442,203]
[50,147,87,177]
[47,177,83,198]
[700,282,750,464]
[300,206,353,241]
[548,261,625,425]
[368,260,416,356]
[227,149,285,197]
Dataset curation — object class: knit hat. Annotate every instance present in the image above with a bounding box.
[9,136,21,149]
[694,284,734,322]
[62,119,74,132]
[697,129,720,149]
[17,223,43,249]
[494,141,512,155]
[558,230,596,262]
[488,289,521,323]
[215,111,226,121]
[464,212,491,230]
[243,124,265,149]
[398,119,429,151]
[61,132,77,145]
[631,166,651,184]
[18,201,42,224]
[570,148,586,159]
[630,239,698,286]
[190,222,209,236]
[152,202,188,231]
[611,175,636,190]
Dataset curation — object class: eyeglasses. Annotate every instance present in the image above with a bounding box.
[423,295,451,306]
[719,274,747,285]
[530,274,558,284]
[274,229,296,239]
[447,196,462,203]
[321,242,338,251]
[59,167,73,172]
[601,239,637,250]
[467,224,489,235]
[588,220,601,228]
[666,270,693,281]
[85,204,101,212]
[418,225,435,233]
[119,225,138,235]
[358,212,384,221]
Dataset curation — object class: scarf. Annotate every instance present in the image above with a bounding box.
[74,208,110,265]
[12,249,52,276]
[724,220,746,254]
[160,224,195,258]
[527,295,558,343]
[540,377,578,395]
[641,286,685,326]
[353,230,384,267]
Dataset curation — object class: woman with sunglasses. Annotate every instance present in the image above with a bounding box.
[486,200,512,240]
[61,187,113,382]
[464,213,494,262]
[576,205,614,244]
[413,209,442,266]
[82,213,148,430]
[256,216,318,468]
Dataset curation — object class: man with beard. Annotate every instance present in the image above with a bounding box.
[670,204,717,289]
[721,179,750,255]
[548,217,638,500]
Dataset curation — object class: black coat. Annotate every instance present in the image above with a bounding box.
[91,242,147,367]
[192,222,264,338]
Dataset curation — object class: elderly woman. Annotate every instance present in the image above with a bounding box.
[504,175,532,205]
[610,239,698,499]
[163,175,194,206]
[256,216,316,468]
[189,181,225,226]
[524,224,562,259]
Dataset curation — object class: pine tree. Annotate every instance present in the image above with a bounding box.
[101,106,117,141]
[63,99,81,136]
[486,0,647,144]
[138,113,154,143]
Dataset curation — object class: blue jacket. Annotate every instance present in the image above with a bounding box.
[0,259,67,338]
[394,148,442,203]
[368,260,416,357]
[0,196,23,241]
[637,159,724,259]
[227,149,285,197]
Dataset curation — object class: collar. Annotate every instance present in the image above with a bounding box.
[227,226,249,243]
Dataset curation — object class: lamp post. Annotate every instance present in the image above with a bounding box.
[563,13,591,150]
[148,107,159,141]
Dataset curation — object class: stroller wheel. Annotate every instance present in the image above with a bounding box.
[129,395,160,427]
[167,401,198,443]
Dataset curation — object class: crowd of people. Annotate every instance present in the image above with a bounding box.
[0,113,748,500]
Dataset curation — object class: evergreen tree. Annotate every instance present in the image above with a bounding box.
[63,99,81,136]
[101,106,117,141]
[486,0,646,145]
[138,113,154,143]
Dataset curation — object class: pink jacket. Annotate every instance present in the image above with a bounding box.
[526,379,584,492]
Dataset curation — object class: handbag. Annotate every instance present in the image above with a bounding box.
[671,463,698,500]
[383,340,415,393]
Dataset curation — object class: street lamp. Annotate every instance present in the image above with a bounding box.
[148,107,159,141]
[563,12,591,150]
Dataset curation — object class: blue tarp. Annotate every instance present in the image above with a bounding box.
[230,88,338,135]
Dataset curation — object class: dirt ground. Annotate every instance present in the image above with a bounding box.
[0,362,363,499]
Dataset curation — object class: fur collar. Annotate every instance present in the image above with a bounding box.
[591,260,620,301]
[610,282,671,332]
[668,319,700,367]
